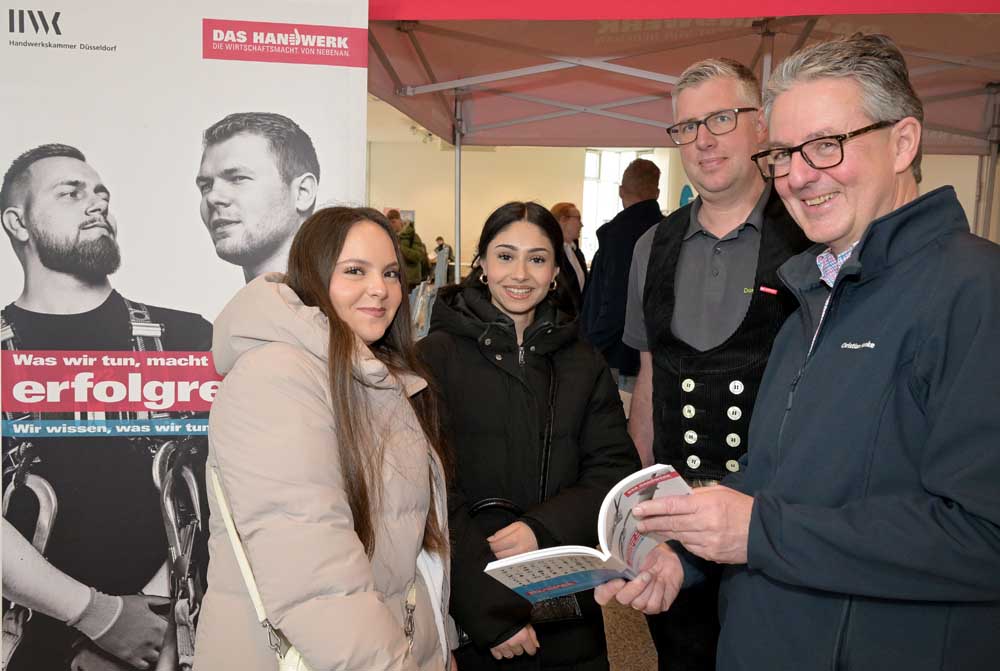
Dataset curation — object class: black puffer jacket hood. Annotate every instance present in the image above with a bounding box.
[430,282,578,355]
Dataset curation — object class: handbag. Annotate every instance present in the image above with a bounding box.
[209,469,418,671]
[209,468,313,671]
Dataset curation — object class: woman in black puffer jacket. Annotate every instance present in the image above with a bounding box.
[419,202,640,671]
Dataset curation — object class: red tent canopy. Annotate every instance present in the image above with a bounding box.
[367,9,1000,155]
[371,1,1000,21]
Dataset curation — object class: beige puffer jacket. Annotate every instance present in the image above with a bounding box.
[194,274,450,671]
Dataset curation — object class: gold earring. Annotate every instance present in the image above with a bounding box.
[480,273,488,285]
[549,278,558,291]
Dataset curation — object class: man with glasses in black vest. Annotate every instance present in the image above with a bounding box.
[621,58,808,670]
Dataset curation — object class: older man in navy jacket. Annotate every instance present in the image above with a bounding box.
[596,33,1000,671]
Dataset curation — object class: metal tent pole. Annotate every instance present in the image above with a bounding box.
[982,144,998,242]
[761,31,774,92]
[982,88,1000,241]
[973,155,984,236]
[453,97,463,284]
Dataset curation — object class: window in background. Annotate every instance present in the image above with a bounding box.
[581,148,656,262]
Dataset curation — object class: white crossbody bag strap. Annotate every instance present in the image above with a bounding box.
[209,468,269,625]
[209,469,314,671]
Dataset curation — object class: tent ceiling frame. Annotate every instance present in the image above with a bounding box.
[774,25,1000,73]
[469,93,670,133]
[395,20,810,97]
[471,88,673,132]
[398,24,456,123]
[910,62,964,79]
[369,30,403,90]
[406,21,776,68]
[923,87,990,104]
[402,60,599,96]
[790,17,820,54]
[924,122,989,141]
[374,18,997,153]
[385,16,821,136]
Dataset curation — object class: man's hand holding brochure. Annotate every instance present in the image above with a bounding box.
[484,464,691,608]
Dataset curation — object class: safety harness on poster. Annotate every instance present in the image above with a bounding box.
[1,296,205,670]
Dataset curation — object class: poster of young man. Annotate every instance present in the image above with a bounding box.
[0,1,367,669]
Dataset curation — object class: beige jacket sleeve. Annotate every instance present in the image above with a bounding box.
[209,343,418,671]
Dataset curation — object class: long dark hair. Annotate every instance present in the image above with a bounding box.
[284,206,449,556]
[465,201,566,285]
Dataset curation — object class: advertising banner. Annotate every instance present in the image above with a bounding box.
[1,1,367,668]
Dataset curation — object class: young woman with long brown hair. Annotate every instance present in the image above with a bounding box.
[194,207,453,670]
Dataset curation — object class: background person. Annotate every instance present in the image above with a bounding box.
[195,207,453,670]
[419,201,639,670]
[387,209,431,286]
[600,33,1000,671]
[580,158,662,393]
[197,112,319,282]
[549,202,587,315]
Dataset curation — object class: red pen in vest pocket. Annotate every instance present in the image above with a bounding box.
[759,285,779,295]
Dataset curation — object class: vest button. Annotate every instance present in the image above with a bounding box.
[727,406,742,421]
[729,380,745,395]
[684,430,698,445]
[682,404,696,419]
[495,354,503,361]
[726,459,741,473]
[726,433,742,448]
[484,338,492,346]
[687,454,701,469]
[681,378,696,392]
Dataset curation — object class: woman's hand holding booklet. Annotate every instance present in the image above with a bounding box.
[484,464,691,603]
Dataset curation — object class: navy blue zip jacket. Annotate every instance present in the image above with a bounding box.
[715,187,1000,670]
[580,199,661,376]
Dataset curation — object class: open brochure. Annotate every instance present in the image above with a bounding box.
[484,464,691,604]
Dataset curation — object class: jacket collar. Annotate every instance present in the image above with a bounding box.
[597,199,662,240]
[685,182,770,241]
[430,283,577,354]
[779,186,967,291]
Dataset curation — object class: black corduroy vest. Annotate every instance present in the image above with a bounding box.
[642,188,808,481]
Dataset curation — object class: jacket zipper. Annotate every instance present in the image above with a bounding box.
[775,281,842,462]
[537,359,556,504]
[776,271,855,667]
[518,345,525,366]
[831,596,853,671]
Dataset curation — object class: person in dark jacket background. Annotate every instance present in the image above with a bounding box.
[598,33,1000,671]
[579,158,662,391]
[419,202,639,670]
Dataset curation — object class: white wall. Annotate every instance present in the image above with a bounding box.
[919,154,1000,241]
[368,141,585,266]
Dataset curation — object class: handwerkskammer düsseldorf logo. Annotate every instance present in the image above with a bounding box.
[8,9,62,35]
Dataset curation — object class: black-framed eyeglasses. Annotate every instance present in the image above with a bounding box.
[750,120,899,179]
[666,108,758,146]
